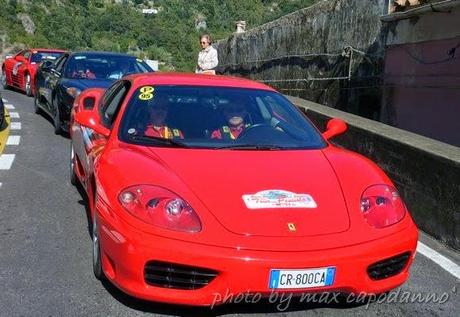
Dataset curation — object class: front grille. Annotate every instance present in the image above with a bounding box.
[367,252,411,280]
[144,260,218,290]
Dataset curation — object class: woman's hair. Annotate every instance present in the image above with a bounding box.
[200,34,212,44]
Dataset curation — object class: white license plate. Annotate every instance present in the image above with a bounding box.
[269,267,335,289]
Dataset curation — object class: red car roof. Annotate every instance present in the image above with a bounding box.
[128,72,276,91]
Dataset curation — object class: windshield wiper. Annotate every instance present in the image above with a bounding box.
[214,144,284,150]
[129,135,188,148]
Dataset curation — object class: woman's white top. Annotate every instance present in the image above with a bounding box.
[196,46,218,73]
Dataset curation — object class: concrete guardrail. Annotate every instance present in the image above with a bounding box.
[288,96,460,251]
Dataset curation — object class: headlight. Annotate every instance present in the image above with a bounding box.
[66,87,81,98]
[360,185,406,228]
[118,185,202,233]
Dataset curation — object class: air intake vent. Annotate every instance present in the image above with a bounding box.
[367,252,411,280]
[144,261,218,290]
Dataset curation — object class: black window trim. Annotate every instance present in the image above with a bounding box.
[100,80,131,129]
[54,54,69,74]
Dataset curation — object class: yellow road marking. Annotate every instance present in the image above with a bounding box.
[0,108,11,155]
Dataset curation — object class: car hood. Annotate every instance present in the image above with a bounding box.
[62,78,113,90]
[149,148,350,237]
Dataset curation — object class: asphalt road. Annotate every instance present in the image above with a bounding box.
[0,89,458,317]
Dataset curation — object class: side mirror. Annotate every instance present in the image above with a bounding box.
[73,88,109,137]
[83,96,95,110]
[77,88,105,111]
[322,118,347,140]
[41,60,53,72]
[74,111,110,138]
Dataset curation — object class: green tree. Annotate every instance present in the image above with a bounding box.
[1,0,319,71]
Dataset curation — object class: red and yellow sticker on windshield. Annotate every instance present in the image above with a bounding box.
[139,86,154,100]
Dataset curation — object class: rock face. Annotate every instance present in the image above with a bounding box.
[195,14,207,31]
[0,36,25,69]
[216,0,387,117]
[17,13,36,35]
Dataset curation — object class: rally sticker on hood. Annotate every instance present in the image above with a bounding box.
[242,190,317,209]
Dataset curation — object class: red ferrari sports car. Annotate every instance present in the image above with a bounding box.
[1,48,66,96]
[70,73,418,306]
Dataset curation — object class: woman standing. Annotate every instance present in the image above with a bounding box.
[196,34,218,74]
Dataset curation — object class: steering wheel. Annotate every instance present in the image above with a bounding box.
[236,123,284,140]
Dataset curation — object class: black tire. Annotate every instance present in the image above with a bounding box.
[33,94,41,114]
[24,73,32,97]
[53,96,62,135]
[0,105,4,131]
[70,142,77,186]
[92,212,104,280]
[1,69,8,89]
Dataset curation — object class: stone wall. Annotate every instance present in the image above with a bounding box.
[217,0,387,118]
[289,96,460,251]
[380,3,460,147]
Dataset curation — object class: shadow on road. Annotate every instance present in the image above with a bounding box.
[76,181,93,238]
[36,109,71,138]
[98,281,362,317]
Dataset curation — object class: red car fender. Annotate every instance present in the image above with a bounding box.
[321,145,417,230]
[93,142,227,239]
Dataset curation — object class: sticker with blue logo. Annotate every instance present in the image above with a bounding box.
[243,190,317,209]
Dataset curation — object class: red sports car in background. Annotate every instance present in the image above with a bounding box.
[2,48,66,96]
[70,73,418,306]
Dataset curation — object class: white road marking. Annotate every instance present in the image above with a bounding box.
[6,135,20,145]
[0,154,15,170]
[417,242,460,280]
[9,112,20,119]
[10,122,21,130]
[0,101,19,190]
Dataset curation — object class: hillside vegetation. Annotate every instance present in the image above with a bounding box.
[0,0,318,71]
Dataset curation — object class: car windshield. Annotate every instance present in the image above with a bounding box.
[31,52,63,63]
[119,86,326,150]
[64,54,152,80]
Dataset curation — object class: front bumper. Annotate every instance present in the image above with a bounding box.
[97,211,418,306]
